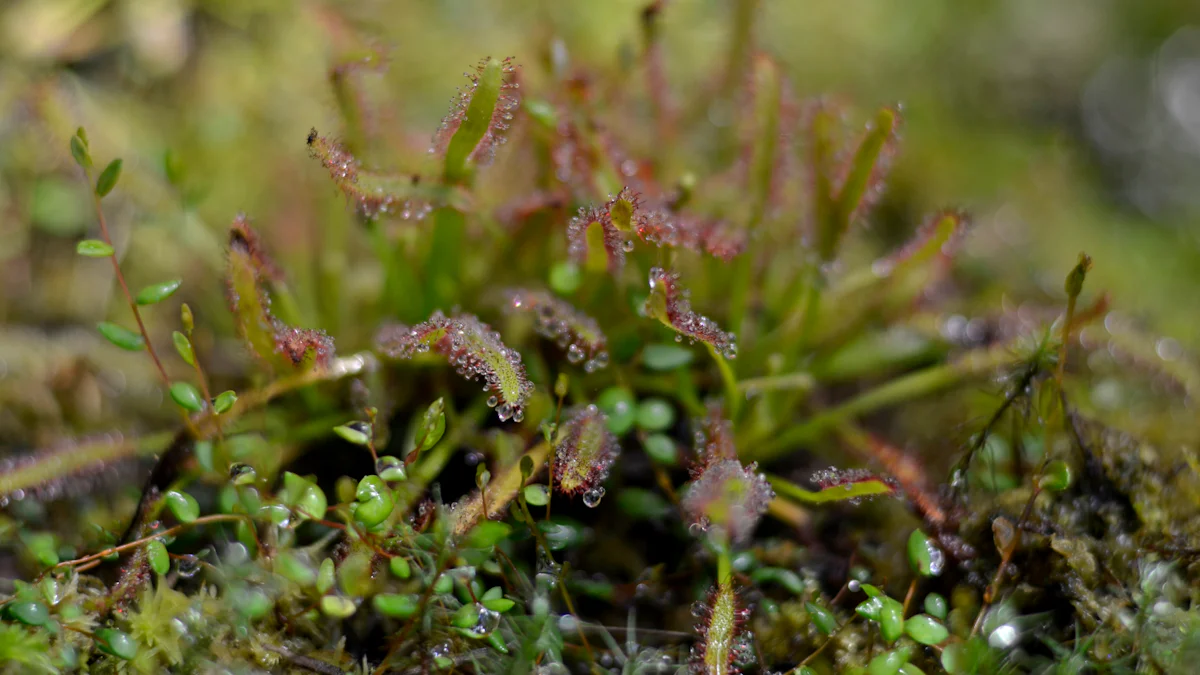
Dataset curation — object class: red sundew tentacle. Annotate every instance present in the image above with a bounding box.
[376,311,534,422]
[553,404,620,498]
[501,289,609,372]
[645,267,738,359]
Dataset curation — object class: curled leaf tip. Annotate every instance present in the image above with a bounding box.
[502,288,608,371]
[553,404,621,496]
[645,268,738,359]
[377,311,533,422]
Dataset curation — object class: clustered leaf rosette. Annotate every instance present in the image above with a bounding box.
[502,288,609,372]
[644,267,738,359]
[227,216,335,369]
[553,404,620,502]
[376,311,533,422]
[690,582,753,675]
[430,56,520,170]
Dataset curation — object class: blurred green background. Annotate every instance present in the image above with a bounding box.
[2,0,1200,446]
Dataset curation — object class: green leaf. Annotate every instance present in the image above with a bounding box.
[483,597,515,613]
[317,558,335,594]
[642,434,678,466]
[596,387,636,435]
[95,628,138,660]
[904,614,949,645]
[69,134,92,169]
[907,529,942,577]
[1038,460,1073,492]
[465,521,512,549]
[373,593,419,618]
[452,603,479,628]
[333,423,371,446]
[165,490,199,523]
[615,488,671,520]
[389,556,411,579]
[635,397,675,431]
[96,322,145,351]
[523,484,549,506]
[5,601,49,626]
[924,593,947,619]
[146,540,169,575]
[135,279,182,305]
[880,597,904,643]
[95,158,123,197]
[276,551,316,586]
[319,595,356,619]
[867,646,910,675]
[168,381,205,412]
[76,239,114,257]
[413,398,446,453]
[171,330,195,365]
[548,261,582,295]
[641,344,694,371]
[280,472,328,521]
[213,391,237,414]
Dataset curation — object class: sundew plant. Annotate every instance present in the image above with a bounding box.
[1,3,1198,675]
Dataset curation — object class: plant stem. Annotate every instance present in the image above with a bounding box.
[85,176,199,437]
[709,345,741,419]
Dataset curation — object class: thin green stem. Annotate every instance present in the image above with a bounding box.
[709,345,740,419]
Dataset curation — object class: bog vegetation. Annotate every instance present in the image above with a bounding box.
[0,3,1198,674]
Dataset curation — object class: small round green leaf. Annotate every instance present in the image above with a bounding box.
[172,331,195,366]
[164,490,199,523]
[466,521,512,549]
[483,597,515,613]
[596,387,636,435]
[319,595,356,619]
[146,540,169,575]
[432,574,453,595]
[880,598,904,643]
[907,529,943,577]
[76,239,114,257]
[867,647,910,675]
[924,593,947,619]
[389,556,411,579]
[69,134,92,168]
[96,322,145,351]
[135,279,182,305]
[642,434,678,465]
[95,158,123,197]
[523,484,549,506]
[641,344,694,371]
[333,423,370,446]
[6,601,49,626]
[414,398,446,452]
[1038,460,1072,492]
[213,391,237,414]
[316,558,336,594]
[373,593,419,618]
[169,381,205,412]
[94,628,137,660]
[904,614,949,645]
[635,397,675,431]
[805,602,837,635]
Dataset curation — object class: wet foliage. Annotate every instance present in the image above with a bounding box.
[1,2,1199,674]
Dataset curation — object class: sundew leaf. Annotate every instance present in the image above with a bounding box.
[682,459,773,546]
[553,404,620,496]
[768,471,898,505]
[226,216,334,370]
[567,203,627,275]
[377,311,533,422]
[692,581,750,675]
[644,267,738,359]
[433,56,520,183]
[502,288,609,372]
[308,130,471,219]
